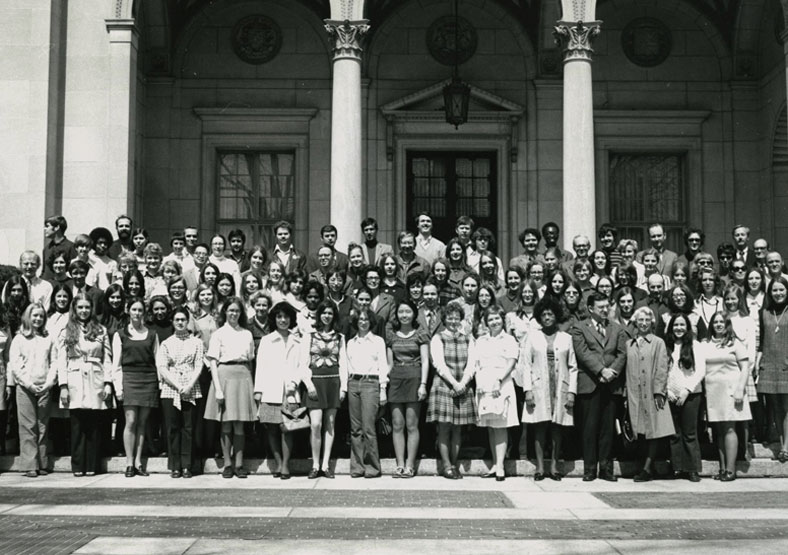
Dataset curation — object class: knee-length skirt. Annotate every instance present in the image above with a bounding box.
[204,363,256,422]
[426,377,476,425]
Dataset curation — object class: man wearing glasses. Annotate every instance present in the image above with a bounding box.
[677,228,706,269]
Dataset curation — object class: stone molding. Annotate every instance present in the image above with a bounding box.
[324,19,370,61]
[554,20,601,62]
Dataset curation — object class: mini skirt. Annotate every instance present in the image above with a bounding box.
[303,364,341,410]
[123,367,160,408]
[387,363,421,404]
[203,363,257,422]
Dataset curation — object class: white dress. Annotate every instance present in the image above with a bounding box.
[473,332,519,428]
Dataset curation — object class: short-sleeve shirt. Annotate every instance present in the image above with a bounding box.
[386,329,430,366]
[206,324,254,364]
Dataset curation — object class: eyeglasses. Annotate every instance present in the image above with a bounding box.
[732,266,746,272]
[687,238,701,243]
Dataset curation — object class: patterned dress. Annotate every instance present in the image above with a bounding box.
[304,330,346,410]
[427,330,477,425]
[386,329,430,403]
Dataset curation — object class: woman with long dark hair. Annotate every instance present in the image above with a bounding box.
[664,313,705,482]
[302,301,347,479]
[113,297,159,477]
[758,276,788,462]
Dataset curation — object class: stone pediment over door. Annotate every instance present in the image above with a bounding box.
[380,79,525,162]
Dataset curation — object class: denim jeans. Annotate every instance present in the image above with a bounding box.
[348,376,381,476]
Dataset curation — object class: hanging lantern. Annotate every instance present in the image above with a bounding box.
[443,76,470,129]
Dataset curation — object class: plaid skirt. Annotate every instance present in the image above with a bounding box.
[746,373,758,402]
[426,376,476,425]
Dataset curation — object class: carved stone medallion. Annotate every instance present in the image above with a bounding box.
[621,17,671,68]
[427,15,478,66]
[232,15,282,65]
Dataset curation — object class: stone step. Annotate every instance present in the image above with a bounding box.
[2,455,787,478]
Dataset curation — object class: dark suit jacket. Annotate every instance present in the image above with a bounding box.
[636,248,678,275]
[416,306,443,338]
[306,249,348,274]
[570,317,628,395]
[273,247,307,275]
[371,292,396,336]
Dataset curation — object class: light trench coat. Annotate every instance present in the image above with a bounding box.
[517,330,578,426]
[57,328,113,410]
[254,331,303,404]
[626,334,674,439]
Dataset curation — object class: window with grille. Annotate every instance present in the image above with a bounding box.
[407,151,496,242]
[216,151,295,248]
[608,153,687,253]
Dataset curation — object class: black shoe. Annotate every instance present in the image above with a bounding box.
[547,471,563,481]
[124,466,135,478]
[322,468,335,479]
[280,473,291,480]
[495,475,505,482]
[236,467,248,479]
[599,470,618,482]
[720,471,736,482]
[673,471,688,480]
[135,467,149,477]
[272,472,282,479]
[308,468,320,479]
[582,470,597,482]
[170,470,182,479]
[687,472,701,482]
[633,470,652,482]
[533,472,545,481]
[182,469,193,479]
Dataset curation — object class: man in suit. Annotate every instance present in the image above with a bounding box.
[360,217,393,266]
[271,220,307,275]
[417,281,443,337]
[306,224,349,273]
[69,260,104,314]
[571,292,628,482]
[732,224,756,267]
[637,223,677,275]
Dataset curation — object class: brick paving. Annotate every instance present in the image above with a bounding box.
[1,516,787,541]
[595,491,788,509]
[0,526,91,555]
[0,488,512,508]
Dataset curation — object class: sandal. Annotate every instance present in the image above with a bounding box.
[392,466,404,478]
[777,450,788,463]
[401,467,414,478]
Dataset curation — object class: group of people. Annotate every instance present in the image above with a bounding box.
[0,213,786,484]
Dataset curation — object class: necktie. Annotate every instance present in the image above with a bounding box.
[425,311,431,329]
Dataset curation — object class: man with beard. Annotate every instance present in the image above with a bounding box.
[108,215,134,260]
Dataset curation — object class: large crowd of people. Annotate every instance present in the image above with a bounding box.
[0,213,786,483]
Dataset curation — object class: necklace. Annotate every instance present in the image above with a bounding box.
[775,306,788,333]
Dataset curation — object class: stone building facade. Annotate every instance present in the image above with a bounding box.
[2,0,787,262]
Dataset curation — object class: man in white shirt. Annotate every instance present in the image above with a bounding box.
[414,212,446,267]
[272,220,307,275]
[5,251,53,307]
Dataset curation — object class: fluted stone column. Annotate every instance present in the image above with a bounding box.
[325,19,369,252]
[555,3,600,251]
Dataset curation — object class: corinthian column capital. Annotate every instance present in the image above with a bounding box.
[554,20,601,62]
[325,19,370,61]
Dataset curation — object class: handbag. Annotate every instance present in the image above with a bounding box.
[280,405,310,433]
[477,392,508,418]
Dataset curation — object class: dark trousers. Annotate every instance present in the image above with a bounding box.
[669,393,702,472]
[161,398,196,471]
[576,385,616,472]
[348,377,381,477]
[70,409,101,473]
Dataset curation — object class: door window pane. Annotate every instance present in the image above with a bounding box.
[609,153,686,253]
[407,151,496,244]
[217,151,295,249]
